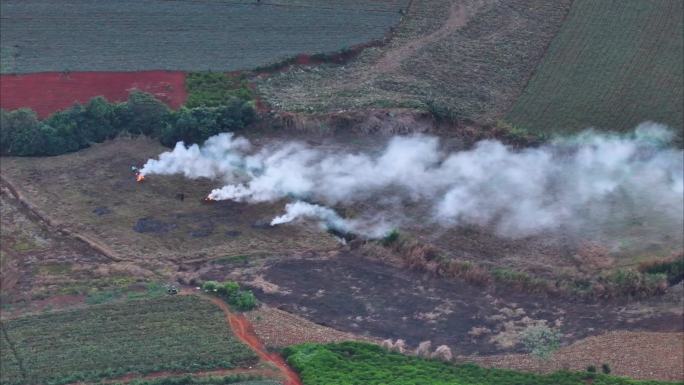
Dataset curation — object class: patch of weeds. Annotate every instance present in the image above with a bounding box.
[215,255,250,265]
[127,282,167,301]
[639,256,684,284]
[86,288,123,305]
[38,263,72,275]
[185,72,254,108]
[381,229,400,246]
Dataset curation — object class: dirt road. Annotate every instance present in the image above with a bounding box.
[202,293,303,385]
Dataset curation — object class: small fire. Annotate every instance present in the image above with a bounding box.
[136,173,145,183]
[201,195,215,204]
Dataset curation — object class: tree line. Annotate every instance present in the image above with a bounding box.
[0,91,255,156]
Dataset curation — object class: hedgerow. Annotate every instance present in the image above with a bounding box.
[0,91,255,157]
[283,342,681,385]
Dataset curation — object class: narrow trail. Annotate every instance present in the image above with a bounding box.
[200,292,303,385]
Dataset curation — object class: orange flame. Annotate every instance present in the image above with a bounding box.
[202,195,215,203]
[136,173,145,183]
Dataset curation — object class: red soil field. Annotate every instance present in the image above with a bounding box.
[1,71,187,118]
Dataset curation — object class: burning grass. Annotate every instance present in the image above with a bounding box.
[0,295,258,385]
[0,137,338,266]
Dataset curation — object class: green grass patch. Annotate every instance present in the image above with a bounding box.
[284,342,680,385]
[0,296,258,385]
[185,72,254,108]
[107,374,280,385]
[507,0,683,134]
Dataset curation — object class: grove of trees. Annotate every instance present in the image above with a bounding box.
[0,91,255,156]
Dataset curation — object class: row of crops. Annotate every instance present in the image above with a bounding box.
[506,0,683,134]
[0,296,258,385]
[0,0,407,73]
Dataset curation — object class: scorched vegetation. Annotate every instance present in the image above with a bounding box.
[0,296,258,385]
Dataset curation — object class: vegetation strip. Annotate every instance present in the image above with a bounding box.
[283,342,682,385]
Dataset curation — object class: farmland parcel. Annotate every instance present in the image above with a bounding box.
[506,0,684,133]
[0,296,258,385]
[0,0,407,73]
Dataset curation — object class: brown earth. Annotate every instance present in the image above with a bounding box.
[467,331,684,381]
[246,304,376,349]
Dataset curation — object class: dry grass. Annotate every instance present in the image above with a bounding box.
[246,304,375,349]
[0,137,338,266]
[257,0,572,123]
[466,331,684,382]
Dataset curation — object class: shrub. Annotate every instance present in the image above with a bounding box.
[640,255,684,284]
[202,281,219,292]
[233,291,257,311]
[602,363,612,374]
[381,229,400,246]
[203,280,257,311]
[520,324,561,360]
[586,365,597,373]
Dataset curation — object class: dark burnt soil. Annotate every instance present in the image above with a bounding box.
[255,253,682,355]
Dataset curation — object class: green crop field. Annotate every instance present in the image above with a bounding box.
[0,296,258,385]
[0,0,406,73]
[284,342,681,385]
[506,0,683,134]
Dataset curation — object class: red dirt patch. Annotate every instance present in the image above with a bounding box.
[0,71,187,118]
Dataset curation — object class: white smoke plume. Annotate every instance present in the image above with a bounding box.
[140,122,683,238]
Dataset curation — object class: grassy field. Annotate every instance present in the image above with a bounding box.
[506,0,683,134]
[257,0,571,122]
[0,0,406,73]
[0,137,337,264]
[0,296,258,385]
[284,342,681,385]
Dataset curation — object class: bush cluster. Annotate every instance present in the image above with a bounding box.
[202,281,258,311]
[185,72,254,108]
[0,91,255,156]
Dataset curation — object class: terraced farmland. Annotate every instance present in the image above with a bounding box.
[0,296,258,385]
[0,0,407,73]
[506,0,684,134]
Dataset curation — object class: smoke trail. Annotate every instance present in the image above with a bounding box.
[140,122,683,238]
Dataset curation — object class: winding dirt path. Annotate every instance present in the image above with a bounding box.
[374,0,488,73]
[201,293,303,385]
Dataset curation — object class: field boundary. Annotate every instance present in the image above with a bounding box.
[0,322,27,381]
[0,175,123,262]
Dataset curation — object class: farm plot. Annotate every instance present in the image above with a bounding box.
[0,136,338,264]
[0,182,118,308]
[0,296,258,385]
[506,0,684,134]
[257,0,571,122]
[0,71,187,118]
[0,0,406,74]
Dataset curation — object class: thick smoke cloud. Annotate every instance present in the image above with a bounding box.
[141,123,683,238]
